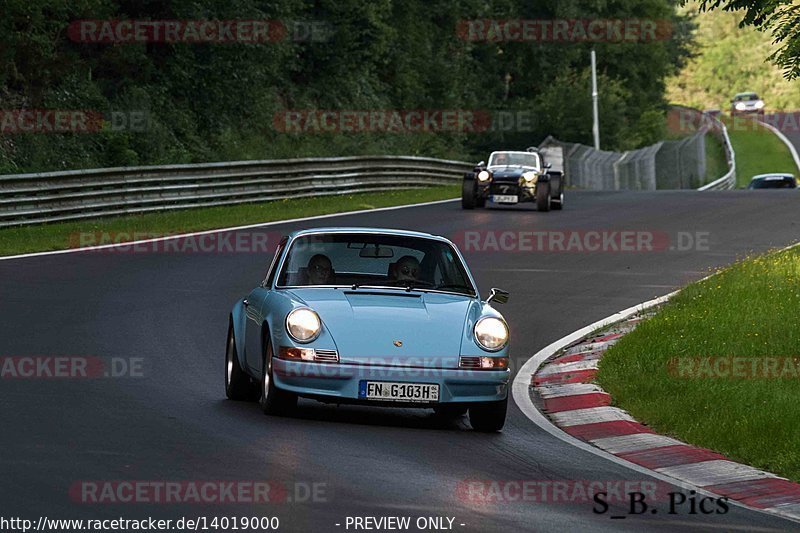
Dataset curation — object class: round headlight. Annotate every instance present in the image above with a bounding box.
[286,308,321,343]
[755,101,765,109]
[474,317,509,352]
[735,102,746,111]
[477,170,490,182]
[522,171,538,183]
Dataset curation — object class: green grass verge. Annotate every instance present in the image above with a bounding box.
[0,186,458,257]
[666,7,800,111]
[722,115,797,188]
[598,246,800,482]
[704,132,728,184]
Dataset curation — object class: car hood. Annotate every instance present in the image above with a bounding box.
[284,288,480,366]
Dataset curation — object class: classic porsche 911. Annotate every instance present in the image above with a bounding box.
[225,228,512,431]
[462,148,564,211]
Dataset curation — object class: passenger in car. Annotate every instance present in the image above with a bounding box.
[307,254,334,285]
[389,255,421,282]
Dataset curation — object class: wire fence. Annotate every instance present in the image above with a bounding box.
[540,106,736,191]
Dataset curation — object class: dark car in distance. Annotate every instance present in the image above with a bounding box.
[461,148,565,212]
[747,173,797,189]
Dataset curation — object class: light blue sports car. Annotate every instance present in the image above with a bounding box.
[225,228,511,431]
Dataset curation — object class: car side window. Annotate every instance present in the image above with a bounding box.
[262,237,288,288]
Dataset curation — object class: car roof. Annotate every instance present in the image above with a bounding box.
[751,173,794,180]
[286,227,445,241]
[490,150,539,156]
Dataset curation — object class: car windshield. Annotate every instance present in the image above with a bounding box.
[749,177,797,189]
[276,233,476,295]
[488,152,541,170]
[735,93,759,101]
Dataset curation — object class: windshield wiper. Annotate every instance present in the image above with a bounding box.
[350,283,405,291]
[350,282,433,292]
[402,280,435,291]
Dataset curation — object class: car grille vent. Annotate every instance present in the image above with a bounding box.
[492,184,519,195]
[314,349,339,363]
[459,356,482,369]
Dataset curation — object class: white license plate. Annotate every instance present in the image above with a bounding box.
[492,194,518,204]
[359,381,439,402]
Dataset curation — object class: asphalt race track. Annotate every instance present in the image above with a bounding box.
[767,112,800,154]
[2,190,799,532]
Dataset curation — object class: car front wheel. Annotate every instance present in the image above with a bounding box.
[225,320,257,401]
[469,396,508,432]
[536,182,551,212]
[260,335,298,415]
[462,179,477,209]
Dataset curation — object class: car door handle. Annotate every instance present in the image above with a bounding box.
[243,299,249,306]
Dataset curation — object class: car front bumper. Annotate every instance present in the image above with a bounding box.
[731,108,764,115]
[272,359,510,405]
[479,182,537,203]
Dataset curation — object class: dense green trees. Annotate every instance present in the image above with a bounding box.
[0,0,691,173]
[695,0,800,80]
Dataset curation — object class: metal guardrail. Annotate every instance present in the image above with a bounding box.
[672,106,736,191]
[541,106,737,192]
[0,156,470,228]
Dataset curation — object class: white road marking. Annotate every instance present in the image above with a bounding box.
[0,198,459,262]
[536,359,599,376]
[768,503,800,520]
[656,460,777,487]
[550,406,635,427]
[536,383,603,398]
[590,433,683,454]
[563,340,616,355]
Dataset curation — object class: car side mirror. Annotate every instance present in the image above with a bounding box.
[544,163,552,170]
[477,160,485,167]
[486,288,509,305]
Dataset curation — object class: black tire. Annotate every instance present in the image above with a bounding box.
[469,396,508,432]
[225,321,257,401]
[433,405,468,419]
[259,333,298,415]
[461,179,476,209]
[536,182,551,212]
[475,193,486,208]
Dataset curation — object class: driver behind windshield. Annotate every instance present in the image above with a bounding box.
[307,254,334,285]
[493,153,508,166]
[390,255,421,282]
